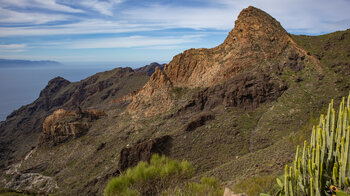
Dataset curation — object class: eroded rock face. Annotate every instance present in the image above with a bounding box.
[38,108,105,146]
[127,6,292,117]
[177,68,287,114]
[165,6,289,88]
[128,67,174,117]
[118,135,172,171]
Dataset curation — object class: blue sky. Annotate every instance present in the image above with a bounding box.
[0,0,349,64]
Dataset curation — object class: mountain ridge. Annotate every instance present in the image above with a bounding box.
[0,6,349,195]
[127,6,307,117]
[0,63,164,169]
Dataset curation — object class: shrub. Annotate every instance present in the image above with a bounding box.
[104,154,194,196]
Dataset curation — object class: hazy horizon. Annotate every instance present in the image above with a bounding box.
[0,61,165,121]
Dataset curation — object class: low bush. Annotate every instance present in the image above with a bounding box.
[104,154,194,196]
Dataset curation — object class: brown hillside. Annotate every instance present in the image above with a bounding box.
[127,6,303,117]
[1,6,349,196]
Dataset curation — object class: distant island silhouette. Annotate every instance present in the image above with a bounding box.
[0,59,62,68]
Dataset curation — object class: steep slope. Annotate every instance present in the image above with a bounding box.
[0,67,150,168]
[127,6,307,117]
[0,6,349,196]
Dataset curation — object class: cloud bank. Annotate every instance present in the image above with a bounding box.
[0,0,349,61]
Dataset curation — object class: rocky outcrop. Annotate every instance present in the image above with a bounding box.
[38,108,105,146]
[4,172,58,194]
[128,67,174,117]
[161,6,289,88]
[127,6,293,117]
[118,135,172,171]
[177,67,288,114]
[2,149,58,194]
[135,62,166,76]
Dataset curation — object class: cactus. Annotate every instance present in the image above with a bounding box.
[277,93,350,195]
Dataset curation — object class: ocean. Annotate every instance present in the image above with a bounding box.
[0,62,148,121]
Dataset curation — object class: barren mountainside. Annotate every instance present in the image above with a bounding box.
[127,6,312,117]
[0,6,349,196]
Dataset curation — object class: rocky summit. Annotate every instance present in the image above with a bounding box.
[0,6,349,196]
[128,6,308,117]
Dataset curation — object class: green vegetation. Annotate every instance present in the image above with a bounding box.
[232,175,278,196]
[270,93,350,195]
[104,154,224,196]
[104,154,194,196]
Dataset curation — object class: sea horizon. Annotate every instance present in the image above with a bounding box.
[0,61,165,121]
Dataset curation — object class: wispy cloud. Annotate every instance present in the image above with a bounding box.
[121,4,236,30]
[80,0,123,16]
[42,35,202,49]
[0,43,27,53]
[0,0,83,13]
[0,7,69,24]
[0,20,160,37]
[0,0,349,62]
[213,0,350,34]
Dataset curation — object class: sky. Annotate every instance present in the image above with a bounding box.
[0,0,349,64]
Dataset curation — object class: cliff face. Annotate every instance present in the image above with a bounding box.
[127,6,295,117]
[127,67,174,117]
[39,109,105,146]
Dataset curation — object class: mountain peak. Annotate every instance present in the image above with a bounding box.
[223,6,288,51]
[127,6,293,117]
[39,77,70,98]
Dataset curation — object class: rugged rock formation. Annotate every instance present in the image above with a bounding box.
[165,6,289,87]
[118,135,172,171]
[177,67,288,114]
[128,67,174,117]
[1,6,349,196]
[38,108,105,146]
[127,6,295,117]
[135,62,166,76]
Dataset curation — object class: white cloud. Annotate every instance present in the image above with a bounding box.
[122,4,236,30]
[80,0,123,16]
[43,35,202,49]
[0,20,161,37]
[0,0,83,13]
[121,0,350,34]
[1,0,349,37]
[212,0,350,34]
[0,7,69,24]
[0,43,27,52]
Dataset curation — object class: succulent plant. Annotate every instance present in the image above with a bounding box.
[275,93,350,196]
